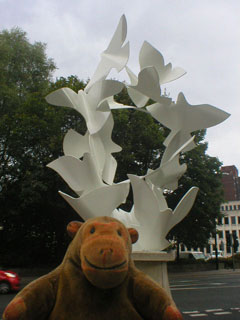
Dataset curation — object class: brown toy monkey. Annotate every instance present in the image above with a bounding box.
[3,216,183,320]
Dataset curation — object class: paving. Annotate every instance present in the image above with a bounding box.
[169,267,240,279]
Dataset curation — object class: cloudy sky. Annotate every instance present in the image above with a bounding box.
[1,0,240,170]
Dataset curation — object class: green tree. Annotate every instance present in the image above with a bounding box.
[0,28,55,189]
[0,30,83,266]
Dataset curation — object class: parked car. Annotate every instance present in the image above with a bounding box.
[179,251,207,260]
[211,250,224,258]
[0,270,20,293]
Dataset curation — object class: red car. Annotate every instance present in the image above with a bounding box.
[0,270,20,293]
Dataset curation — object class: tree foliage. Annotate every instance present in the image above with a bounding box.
[0,30,82,266]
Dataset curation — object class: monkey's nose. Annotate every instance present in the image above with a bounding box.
[100,248,113,255]
[100,248,113,265]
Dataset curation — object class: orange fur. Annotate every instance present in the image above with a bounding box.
[3,297,26,320]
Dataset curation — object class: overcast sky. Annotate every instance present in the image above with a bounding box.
[1,0,240,171]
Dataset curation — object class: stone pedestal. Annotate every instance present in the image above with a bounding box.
[132,251,176,298]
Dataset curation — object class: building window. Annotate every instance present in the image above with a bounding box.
[206,245,211,253]
[219,241,224,251]
[224,217,229,225]
[238,217,240,224]
[218,231,223,239]
[225,231,230,241]
[180,244,185,251]
[230,205,233,210]
[225,231,232,253]
[225,231,230,253]
[238,205,240,210]
[231,216,236,225]
[227,246,231,254]
[217,217,222,225]
[234,205,237,210]
[221,206,224,211]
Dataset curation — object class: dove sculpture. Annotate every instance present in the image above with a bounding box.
[45,15,230,253]
[59,182,130,221]
[46,79,124,134]
[127,174,199,251]
[47,153,105,196]
[125,40,186,108]
[139,41,186,85]
[147,92,230,154]
[85,15,129,92]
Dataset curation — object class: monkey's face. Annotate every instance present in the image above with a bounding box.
[80,220,131,289]
[67,217,138,289]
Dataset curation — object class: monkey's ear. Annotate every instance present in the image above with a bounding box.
[128,228,139,244]
[67,221,83,238]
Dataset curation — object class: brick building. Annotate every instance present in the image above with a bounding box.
[221,165,240,201]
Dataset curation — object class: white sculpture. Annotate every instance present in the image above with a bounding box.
[46,15,230,252]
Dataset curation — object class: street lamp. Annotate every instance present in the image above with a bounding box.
[214,230,219,270]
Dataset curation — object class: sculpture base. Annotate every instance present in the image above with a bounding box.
[132,251,176,298]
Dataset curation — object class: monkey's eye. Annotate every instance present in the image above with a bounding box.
[117,229,122,236]
[90,226,95,234]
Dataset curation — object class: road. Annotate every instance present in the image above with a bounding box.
[1,270,240,319]
[169,269,240,319]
